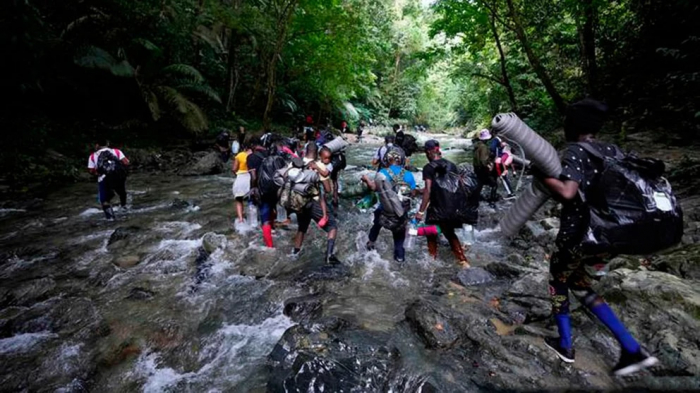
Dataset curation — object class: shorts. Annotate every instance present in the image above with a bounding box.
[296,200,337,234]
[232,172,251,198]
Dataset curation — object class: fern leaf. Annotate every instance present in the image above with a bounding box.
[141,87,161,121]
[74,46,135,77]
[161,64,204,83]
[133,38,161,52]
[175,84,222,103]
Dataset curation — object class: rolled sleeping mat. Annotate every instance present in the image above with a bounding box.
[324,137,350,154]
[510,154,531,168]
[492,113,560,178]
[491,113,562,236]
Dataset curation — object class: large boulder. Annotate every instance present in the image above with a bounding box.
[506,272,551,321]
[179,151,225,176]
[650,243,700,280]
[597,269,700,376]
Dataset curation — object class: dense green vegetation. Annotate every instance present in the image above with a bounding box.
[1,0,698,190]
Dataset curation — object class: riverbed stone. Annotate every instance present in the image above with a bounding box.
[202,232,227,254]
[455,267,495,286]
[596,268,700,376]
[179,151,224,176]
[506,272,551,321]
[113,255,140,269]
[268,325,400,392]
[283,294,323,325]
[540,217,560,231]
[107,226,141,247]
[650,243,700,280]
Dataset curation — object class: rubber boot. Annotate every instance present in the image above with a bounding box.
[427,236,438,258]
[448,236,470,268]
[262,224,274,248]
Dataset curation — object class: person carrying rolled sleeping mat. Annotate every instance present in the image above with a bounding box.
[361,149,417,263]
[275,154,340,264]
[473,129,499,206]
[536,98,659,375]
[415,140,470,268]
[491,135,515,199]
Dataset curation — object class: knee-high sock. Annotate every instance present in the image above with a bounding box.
[262,224,273,248]
[583,292,640,354]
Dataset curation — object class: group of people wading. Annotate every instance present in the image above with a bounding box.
[87,100,662,377]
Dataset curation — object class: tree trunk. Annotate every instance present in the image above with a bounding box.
[489,13,517,112]
[579,0,598,96]
[262,0,299,130]
[505,0,567,114]
[225,31,241,112]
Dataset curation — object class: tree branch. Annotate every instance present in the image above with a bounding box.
[472,72,504,86]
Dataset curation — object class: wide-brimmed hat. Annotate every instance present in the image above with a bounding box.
[478,129,492,140]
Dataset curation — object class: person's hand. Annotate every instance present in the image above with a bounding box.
[361,174,369,183]
[415,211,424,221]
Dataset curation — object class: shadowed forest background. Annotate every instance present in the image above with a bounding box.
[1,0,698,190]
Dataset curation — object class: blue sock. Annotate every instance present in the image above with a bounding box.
[555,314,573,350]
[589,301,640,354]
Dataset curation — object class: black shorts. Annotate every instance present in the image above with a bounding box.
[297,200,337,233]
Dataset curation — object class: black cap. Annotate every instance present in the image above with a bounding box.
[424,139,440,151]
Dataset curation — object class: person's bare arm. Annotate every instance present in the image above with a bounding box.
[232,158,239,173]
[415,179,431,221]
[121,157,130,166]
[360,174,377,191]
[542,177,579,201]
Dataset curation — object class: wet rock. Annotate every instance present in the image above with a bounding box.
[113,255,140,269]
[170,198,193,210]
[455,267,495,286]
[606,256,640,271]
[202,232,227,254]
[506,272,551,321]
[485,261,528,279]
[179,151,224,176]
[649,244,700,280]
[405,300,466,349]
[596,269,700,376]
[126,287,156,300]
[268,325,400,392]
[283,295,322,325]
[9,277,56,306]
[540,217,560,231]
[107,226,141,246]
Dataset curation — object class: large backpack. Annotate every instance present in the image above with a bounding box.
[575,142,683,255]
[400,133,419,157]
[278,166,319,212]
[96,149,126,179]
[381,145,406,167]
[258,154,288,199]
[376,168,412,230]
[426,160,479,226]
[473,141,492,170]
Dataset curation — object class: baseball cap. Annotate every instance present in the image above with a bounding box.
[423,139,440,151]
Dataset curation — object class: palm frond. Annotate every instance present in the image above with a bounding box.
[141,87,161,121]
[175,84,222,103]
[74,46,135,77]
[133,38,161,52]
[157,86,208,133]
[340,101,360,120]
[161,64,204,83]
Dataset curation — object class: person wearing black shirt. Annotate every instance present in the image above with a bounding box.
[538,99,657,375]
[415,139,469,268]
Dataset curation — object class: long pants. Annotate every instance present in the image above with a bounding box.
[549,247,607,315]
[475,167,498,202]
[426,224,466,262]
[368,207,406,260]
[98,176,127,206]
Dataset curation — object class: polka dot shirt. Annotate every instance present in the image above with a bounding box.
[557,141,619,248]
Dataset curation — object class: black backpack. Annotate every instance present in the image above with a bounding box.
[426,160,479,226]
[400,133,419,157]
[258,154,288,199]
[97,150,126,178]
[331,152,347,173]
[576,142,683,255]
